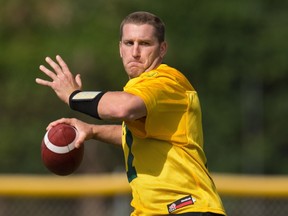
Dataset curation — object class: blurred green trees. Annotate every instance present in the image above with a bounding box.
[0,0,287,174]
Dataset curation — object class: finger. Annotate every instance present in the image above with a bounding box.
[56,55,70,75]
[39,65,58,80]
[45,56,63,75]
[46,118,70,130]
[46,121,60,131]
[35,78,52,87]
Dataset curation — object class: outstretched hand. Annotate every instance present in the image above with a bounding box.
[36,55,82,104]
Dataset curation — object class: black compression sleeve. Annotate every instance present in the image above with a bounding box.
[69,90,106,119]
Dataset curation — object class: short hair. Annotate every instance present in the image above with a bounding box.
[120,11,165,43]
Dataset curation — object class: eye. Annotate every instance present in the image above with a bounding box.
[139,41,151,46]
[124,40,134,46]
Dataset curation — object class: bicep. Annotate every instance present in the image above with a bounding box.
[98,91,147,121]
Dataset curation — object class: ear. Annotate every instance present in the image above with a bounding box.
[119,41,123,58]
[160,41,168,58]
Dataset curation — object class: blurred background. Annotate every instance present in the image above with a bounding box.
[0,0,287,215]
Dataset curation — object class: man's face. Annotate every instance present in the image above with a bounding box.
[119,23,167,78]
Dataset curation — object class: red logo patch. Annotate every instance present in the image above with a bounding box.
[167,195,196,213]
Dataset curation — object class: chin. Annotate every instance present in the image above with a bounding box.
[127,68,144,78]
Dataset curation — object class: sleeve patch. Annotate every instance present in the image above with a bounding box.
[72,91,102,100]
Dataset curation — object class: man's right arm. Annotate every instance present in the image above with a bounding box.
[91,124,122,147]
[47,118,122,148]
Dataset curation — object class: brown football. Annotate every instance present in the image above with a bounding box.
[41,123,84,176]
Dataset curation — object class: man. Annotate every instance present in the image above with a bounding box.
[36,11,226,216]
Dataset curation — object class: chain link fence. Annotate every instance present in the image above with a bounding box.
[0,195,287,216]
[0,174,287,216]
[223,196,288,216]
[0,196,131,216]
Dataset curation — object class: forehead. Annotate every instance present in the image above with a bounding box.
[121,23,157,40]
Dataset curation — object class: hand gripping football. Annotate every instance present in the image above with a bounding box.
[41,123,84,176]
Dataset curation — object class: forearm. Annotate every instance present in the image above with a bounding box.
[69,90,146,121]
[91,124,122,147]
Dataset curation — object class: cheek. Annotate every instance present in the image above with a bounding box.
[147,51,159,62]
[120,51,128,62]
[120,48,125,59]
[119,46,128,59]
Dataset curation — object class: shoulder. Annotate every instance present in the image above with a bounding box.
[124,64,194,92]
[152,64,194,91]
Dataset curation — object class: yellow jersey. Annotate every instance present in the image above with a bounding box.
[122,64,226,215]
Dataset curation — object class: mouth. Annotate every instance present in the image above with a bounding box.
[125,61,144,75]
[128,60,141,65]
[127,61,143,71]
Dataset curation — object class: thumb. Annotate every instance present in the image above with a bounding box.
[75,74,82,89]
[75,133,85,148]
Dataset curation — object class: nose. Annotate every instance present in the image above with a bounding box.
[132,44,140,58]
